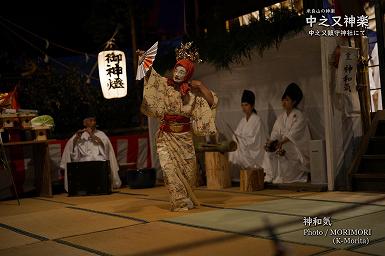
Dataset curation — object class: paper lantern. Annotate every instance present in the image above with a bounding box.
[98,50,127,99]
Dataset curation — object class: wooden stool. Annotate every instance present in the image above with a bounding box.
[19,113,37,129]
[240,168,264,192]
[32,126,50,141]
[1,114,18,128]
[205,152,231,189]
[118,162,137,186]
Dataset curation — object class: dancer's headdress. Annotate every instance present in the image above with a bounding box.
[175,42,202,63]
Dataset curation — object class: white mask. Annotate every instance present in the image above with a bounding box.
[173,66,187,83]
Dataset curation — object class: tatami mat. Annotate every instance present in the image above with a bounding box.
[317,249,371,256]
[120,187,280,209]
[0,241,96,256]
[2,186,384,256]
[236,198,385,220]
[0,227,39,250]
[73,198,214,222]
[353,239,385,256]
[201,187,318,198]
[118,186,169,197]
[194,190,279,208]
[0,198,65,217]
[39,192,132,206]
[61,221,327,256]
[297,191,385,206]
[119,186,320,211]
[127,186,281,207]
[164,208,304,237]
[0,208,142,240]
[279,210,385,250]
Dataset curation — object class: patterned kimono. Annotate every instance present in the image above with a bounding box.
[141,68,218,211]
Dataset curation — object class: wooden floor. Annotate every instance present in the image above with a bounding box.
[1,186,385,256]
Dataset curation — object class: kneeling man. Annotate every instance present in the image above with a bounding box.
[60,116,121,191]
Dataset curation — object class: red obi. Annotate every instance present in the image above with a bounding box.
[159,114,191,133]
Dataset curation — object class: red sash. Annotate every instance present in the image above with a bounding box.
[160,114,191,133]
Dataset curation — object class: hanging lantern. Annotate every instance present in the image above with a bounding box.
[98,50,127,99]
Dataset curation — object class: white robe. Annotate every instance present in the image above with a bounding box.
[60,130,121,192]
[264,109,310,184]
[369,43,382,111]
[229,113,268,178]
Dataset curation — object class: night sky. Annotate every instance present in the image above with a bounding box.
[0,1,187,130]
[0,0,185,58]
[1,1,94,53]
[0,0,277,60]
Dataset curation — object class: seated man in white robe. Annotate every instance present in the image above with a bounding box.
[264,83,310,184]
[229,90,268,180]
[60,116,121,192]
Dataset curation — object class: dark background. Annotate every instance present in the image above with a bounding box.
[0,0,315,136]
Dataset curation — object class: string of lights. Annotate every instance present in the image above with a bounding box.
[0,15,97,58]
[0,18,99,81]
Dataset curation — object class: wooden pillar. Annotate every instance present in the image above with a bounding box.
[240,168,264,192]
[204,152,231,189]
[129,7,137,78]
[32,142,52,197]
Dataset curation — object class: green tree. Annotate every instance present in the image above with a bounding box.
[17,64,140,137]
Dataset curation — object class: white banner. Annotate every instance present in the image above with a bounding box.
[336,46,358,94]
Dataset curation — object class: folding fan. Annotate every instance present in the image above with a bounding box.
[136,41,158,80]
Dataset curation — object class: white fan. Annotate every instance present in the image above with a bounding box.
[136,41,158,80]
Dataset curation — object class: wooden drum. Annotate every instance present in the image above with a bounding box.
[205,152,231,189]
[240,168,264,192]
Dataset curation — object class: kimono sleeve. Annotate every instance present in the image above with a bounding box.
[60,135,76,170]
[236,120,257,147]
[61,135,75,192]
[140,68,167,118]
[245,117,265,147]
[239,117,267,160]
[285,111,311,167]
[285,111,307,145]
[270,117,281,141]
[191,91,218,136]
